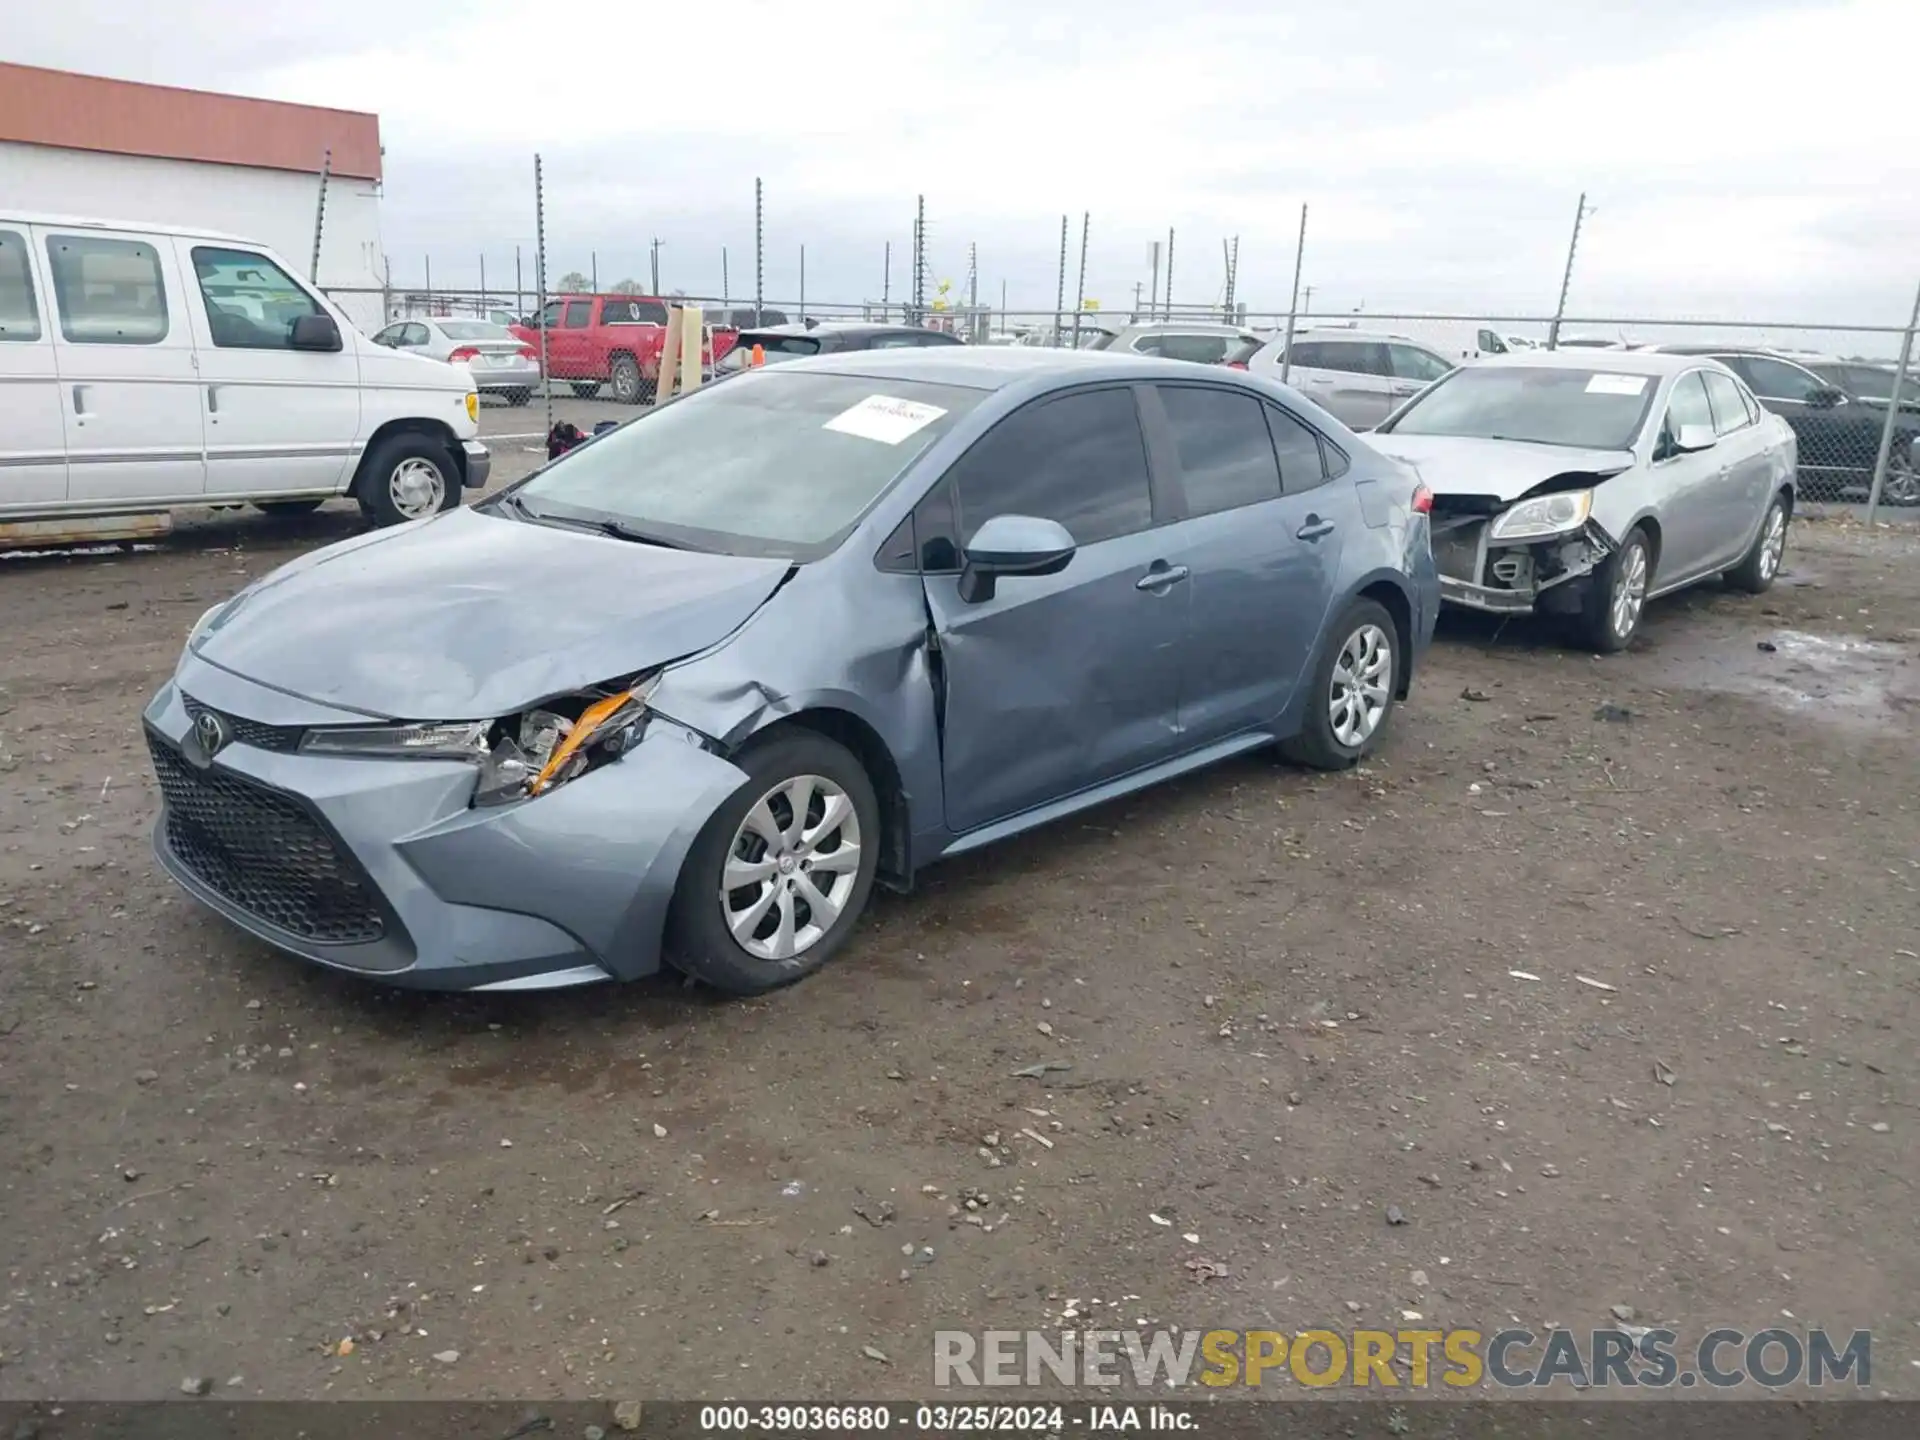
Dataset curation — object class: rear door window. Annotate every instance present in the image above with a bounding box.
[947,386,1154,546]
[44,233,169,344]
[1156,333,1235,364]
[1157,385,1281,516]
[1300,340,1388,376]
[0,229,40,341]
[1388,344,1453,382]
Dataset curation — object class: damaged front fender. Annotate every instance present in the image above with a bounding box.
[397,719,749,980]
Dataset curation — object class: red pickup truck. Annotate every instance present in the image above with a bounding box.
[512,294,725,404]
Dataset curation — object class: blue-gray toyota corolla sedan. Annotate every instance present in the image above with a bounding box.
[144,348,1440,995]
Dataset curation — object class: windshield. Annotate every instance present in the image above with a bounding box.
[1381,365,1656,449]
[440,320,512,340]
[715,333,820,374]
[507,370,983,559]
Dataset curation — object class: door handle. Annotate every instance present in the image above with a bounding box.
[70,384,91,417]
[1135,562,1189,592]
[207,385,220,415]
[1296,517,1336,541]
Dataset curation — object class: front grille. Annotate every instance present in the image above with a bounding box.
[147,731,386,944]
[181,694,305,752]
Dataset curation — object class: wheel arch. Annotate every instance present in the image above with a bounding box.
[1354,577,1415,699]
[351,417,466,494]
[738,707,912,892]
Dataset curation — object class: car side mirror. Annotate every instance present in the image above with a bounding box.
[1807,386,1845,408]
[290,313,343,352]
[1674,423,1717,453]
[958,514,1077,603]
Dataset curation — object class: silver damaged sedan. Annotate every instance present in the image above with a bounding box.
[1369,350,1796,650]
[144,348,1439,995]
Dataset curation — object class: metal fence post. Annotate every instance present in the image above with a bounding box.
[1054,215,1067,344]
[1865,277,1920,524]
[535,155,551,434]
[1071,212,1089,348]
[1547,192,1590,351]
[1164,228,1175,319]
[754,178,764,325]
[310,148,331,283]
[1280,204,1307,385]
[882,241,891,321]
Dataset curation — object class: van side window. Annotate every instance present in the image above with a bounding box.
[191,246,322,349]
[45,234,169,344]
[0,231,39,341]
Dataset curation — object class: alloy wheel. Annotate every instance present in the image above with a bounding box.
[1884,452,1920,506]
[718,774,863,962]
[1759,506,1787,580]
[1611,542,1648,640]
[387,456,447,519]
[1328,623,1393,748]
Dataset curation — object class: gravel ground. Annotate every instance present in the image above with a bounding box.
[1,484,1916,1404]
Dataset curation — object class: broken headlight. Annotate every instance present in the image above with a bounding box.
[299,721,491,758]
[472,676,658,808]
[1489,489,1593,542]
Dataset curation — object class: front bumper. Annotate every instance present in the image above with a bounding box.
[1431,516,1614,617]
[142,654,748,991]
[461,439,492,491]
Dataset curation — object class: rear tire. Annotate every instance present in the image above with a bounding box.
[354,433,461,527]
[609,355,644,405]
[665,731,880,995]
[1279,598,1399,771]
[254,499,325,517]
[1576,525,1652,652]
[1883,439,1920,507]
[1726,493,1789,594]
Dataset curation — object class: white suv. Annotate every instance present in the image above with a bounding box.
[0,213,490,534]
[1247,329,1456,430]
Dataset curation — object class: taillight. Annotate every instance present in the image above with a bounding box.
[1412,483,1433,514]
[447,346,479,363]
[1226,360,1248,370]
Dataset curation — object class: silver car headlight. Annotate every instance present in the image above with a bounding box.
[1488,489,1594,542]
[297,677,658,809]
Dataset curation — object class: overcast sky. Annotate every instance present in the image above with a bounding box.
[10,0,1919,332]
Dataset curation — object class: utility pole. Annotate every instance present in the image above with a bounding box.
[514,245,522,319]
[1054,214,1068,341]
[967,241,978,310]
[1164,228,1175,319]
[591,251,598,294]
[912,194,927,325]
[479,254,487,311]
[648,237,662,295]
[799,244,806,321]
[309,148,331,283]
[883,240,891,318]
[1071,212,1089,348]
[721,246,730,310]
[1547,192,1593,351]
[1147,240,1161,320]
[1302,284,1314,316]
[1132,281,1143,320]
[1281,204,1308,384]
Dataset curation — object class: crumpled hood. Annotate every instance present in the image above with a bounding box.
[192,507,791,719]
[1367,434,1635,504]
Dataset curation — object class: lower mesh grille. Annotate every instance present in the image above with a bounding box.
[146,731,385,944]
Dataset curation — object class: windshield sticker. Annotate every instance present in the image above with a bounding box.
[1585,373,1648,396]
[823,394,948,445]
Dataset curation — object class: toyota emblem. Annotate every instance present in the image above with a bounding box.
[193,708,231,758]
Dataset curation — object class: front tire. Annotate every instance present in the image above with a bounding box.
[354,433,460,527]
[1577,525,1652,652]
[1280,598,1399,770]
[1882,440,1920,507]
[1726,493,1789,594]
[665,731,880,995]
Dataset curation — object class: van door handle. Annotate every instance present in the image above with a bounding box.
[207,385,220,416]
[71,384,91,417]
[1296,517,1336,541]
[1135,562,1189,592]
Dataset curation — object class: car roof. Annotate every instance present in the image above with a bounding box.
[761,344,1247,390]
[1112,321,1254,336]
[1465,349,1722,378]
[1279,328,1436,345]
[740,323,955,342]
[2,209,261,245]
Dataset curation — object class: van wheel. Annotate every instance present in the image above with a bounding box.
[254,499,325,517]
[355,434,460,526]
[609,355,643,404]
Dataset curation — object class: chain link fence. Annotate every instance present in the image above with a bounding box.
[313,157,1920,518]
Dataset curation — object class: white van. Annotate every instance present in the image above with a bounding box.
[0,213,489,535]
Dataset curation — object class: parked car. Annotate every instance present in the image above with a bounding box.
[0,212,488,531]
[1244,328,1457,431]
[143,347,1438,994]
[1083,321,1265,366]
[1652,346,1919,505]
[1369,351,1795,650]
[712,322,963,378]
[510,293,712,404]
[373,317,541,406]
[1803,359,1920,408]
[1555,336,1634,350]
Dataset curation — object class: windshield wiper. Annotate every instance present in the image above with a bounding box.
[588,518,687,549]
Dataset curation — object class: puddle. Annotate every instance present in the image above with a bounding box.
[1657,629,1917,732]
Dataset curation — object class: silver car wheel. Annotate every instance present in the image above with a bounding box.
[1328,623,1393,749]
[1759,505,1787,580]
[388,456,448,519]
[1611,542,1648,640]
[719,774,863,963]
[1885,450,1920,506]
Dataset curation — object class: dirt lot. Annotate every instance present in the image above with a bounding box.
[2,482,1917,1403]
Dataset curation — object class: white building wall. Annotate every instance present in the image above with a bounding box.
[0,141,388,333]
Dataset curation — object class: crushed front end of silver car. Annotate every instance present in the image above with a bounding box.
[1429,483,1619,616]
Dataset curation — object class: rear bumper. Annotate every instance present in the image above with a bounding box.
[471,360,541,391]
[461,440,491,490]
